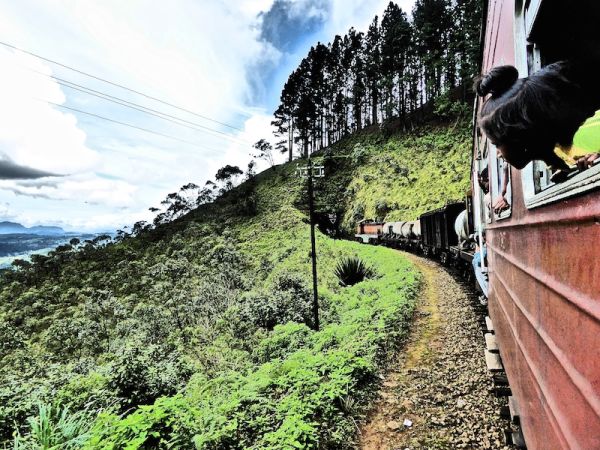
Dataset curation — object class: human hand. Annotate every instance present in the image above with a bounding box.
[576,153,600,171]
[492,196,509,214]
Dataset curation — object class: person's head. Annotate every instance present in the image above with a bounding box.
[477,167,489,194]
[475,63,591,170]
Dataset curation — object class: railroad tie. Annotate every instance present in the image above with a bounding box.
[504,428,527,449]
[485,333,499,353]
[485,316,494,334]
[485,350,503,372]
[508,396,521,425]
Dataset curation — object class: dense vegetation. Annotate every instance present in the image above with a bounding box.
[0,1,477,446]
[307,118,472,232]
[271,0,481,159]
[0,112,471,448]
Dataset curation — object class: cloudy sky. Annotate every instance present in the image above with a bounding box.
[0,0,415,232]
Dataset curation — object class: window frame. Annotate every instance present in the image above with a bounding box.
[489,142,512,221]
[515,0,600,209]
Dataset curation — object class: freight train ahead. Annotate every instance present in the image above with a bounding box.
[355,201,474,273]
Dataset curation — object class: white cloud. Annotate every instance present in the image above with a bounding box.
[237,0,277,19]
[0,202,13,219]
[326,0,416,36]
[0,173,137,208]
[0,48,99,174]
[0,0,412,231]
[221,111,282,172]
[288,0,329,21]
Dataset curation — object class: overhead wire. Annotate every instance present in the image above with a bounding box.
[0,40,246,132]
[46,101,225,151]
[50,75,251,146]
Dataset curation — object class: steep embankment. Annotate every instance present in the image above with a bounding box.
[0,118,471,449]
[306,120,472,232]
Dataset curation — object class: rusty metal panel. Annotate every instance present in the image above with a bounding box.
[482,0,516,73]
[488,205,600,450]
[362,223,383,235]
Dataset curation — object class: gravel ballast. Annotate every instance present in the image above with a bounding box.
[360,253,514,450]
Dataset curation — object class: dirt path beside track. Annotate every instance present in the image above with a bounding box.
[359,253,512,450]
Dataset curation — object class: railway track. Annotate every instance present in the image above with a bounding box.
[360,252,516,449]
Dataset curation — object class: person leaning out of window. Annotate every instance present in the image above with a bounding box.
[475,55,600,180]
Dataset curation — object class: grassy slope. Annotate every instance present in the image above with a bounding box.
[86,240,419,449]
[84,120,471,448]
[83,159,422,449]
[297,121,470,232]
[4,118,471,449]
[343,122,471,224]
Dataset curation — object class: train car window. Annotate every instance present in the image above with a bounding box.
[488,143,512,221]
[516,0,600,208]
[473,142,492,225]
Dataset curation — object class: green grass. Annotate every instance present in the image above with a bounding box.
[83,229,420,449]
[2,117,471,449]
[340,123,471,227]
[573,110,600,152]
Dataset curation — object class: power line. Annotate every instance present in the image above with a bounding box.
[51,76,250,146]
[47,101,223,150]
[17,64,252,146]
[0,40,246,132]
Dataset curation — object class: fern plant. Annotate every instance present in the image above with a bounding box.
[12,403,92,450]
[334,256,374,287]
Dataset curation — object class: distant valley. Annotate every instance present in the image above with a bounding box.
[0,222,96,269]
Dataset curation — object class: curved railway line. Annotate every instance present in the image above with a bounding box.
[360,252,515,449]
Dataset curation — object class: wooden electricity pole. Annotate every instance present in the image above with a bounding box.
[297,159,325,331]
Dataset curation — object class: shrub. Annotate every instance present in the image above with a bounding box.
[109,343,193,409]
[351,203,365,222]
[12,403,93,450]
[253,322,313,363]
[55,371,115,413]
[242,272,313,330]
[82,395,197,450]
[434,92,470,119]
[375,199,390,218]
[334,257,374,287]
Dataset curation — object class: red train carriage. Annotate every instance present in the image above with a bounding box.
[474,1,600,448]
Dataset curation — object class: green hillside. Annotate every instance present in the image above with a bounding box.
[0,118,471,449]
[315,121,472,230]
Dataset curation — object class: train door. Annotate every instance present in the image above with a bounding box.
[434,213,443,250]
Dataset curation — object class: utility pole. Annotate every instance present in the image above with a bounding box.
[307,158,319,331]
[297,158,325,331]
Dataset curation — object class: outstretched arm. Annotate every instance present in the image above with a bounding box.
[492,163,510,213]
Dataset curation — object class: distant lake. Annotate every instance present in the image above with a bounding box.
[0,233,96,269]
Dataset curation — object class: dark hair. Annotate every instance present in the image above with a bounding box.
[477,167,489,193]
[474,66,519,98]
[476,62,598,169]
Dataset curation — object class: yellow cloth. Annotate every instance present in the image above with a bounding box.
[554,110,600,165]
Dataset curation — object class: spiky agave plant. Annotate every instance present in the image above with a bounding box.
[334,256,374,287]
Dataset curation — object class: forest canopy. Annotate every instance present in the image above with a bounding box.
[272,0,482,160]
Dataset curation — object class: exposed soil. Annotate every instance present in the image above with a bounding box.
[359,253,512,450]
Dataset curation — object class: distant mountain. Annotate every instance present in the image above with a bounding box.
[0,221,66,235]
[0,222,27,234]
[28,226,66,236]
